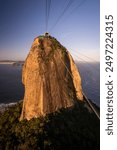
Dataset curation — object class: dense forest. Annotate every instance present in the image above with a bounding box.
[0,101,100,150]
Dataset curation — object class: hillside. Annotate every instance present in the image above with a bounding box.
[0,101,99,150]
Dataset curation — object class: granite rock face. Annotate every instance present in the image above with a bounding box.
[20,36,83,120]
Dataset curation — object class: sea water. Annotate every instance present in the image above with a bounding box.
[0,63,100,106]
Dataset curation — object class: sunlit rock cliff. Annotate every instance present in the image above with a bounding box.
[20,35,83,120]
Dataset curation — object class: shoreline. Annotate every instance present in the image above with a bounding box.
[0,62,15,64]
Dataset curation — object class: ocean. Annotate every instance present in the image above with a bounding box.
[77,62,100,106]
[0,64,24,104]
[0,63,100,106]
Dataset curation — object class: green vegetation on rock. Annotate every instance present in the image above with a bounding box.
[0,101,99,150]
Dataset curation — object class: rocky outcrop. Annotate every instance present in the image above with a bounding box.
[20,35,83,120]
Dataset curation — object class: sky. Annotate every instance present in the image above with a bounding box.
[0,0,100,61]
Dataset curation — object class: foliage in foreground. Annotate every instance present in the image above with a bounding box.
[0,101,100,150]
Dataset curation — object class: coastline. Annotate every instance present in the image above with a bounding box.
[0,100,23,113]
[0,62,15,64]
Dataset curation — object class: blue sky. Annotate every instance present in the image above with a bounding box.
[0,0,100,61]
